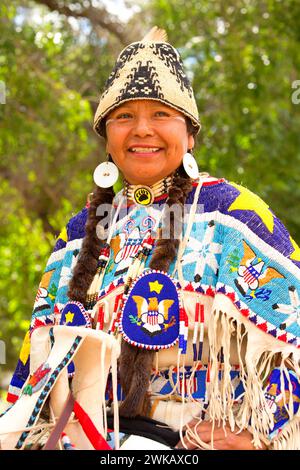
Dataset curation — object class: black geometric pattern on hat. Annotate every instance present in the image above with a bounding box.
[15,335,82,449]
[150,43,193,97]
[102,43,145,97]
[117,60,164,103]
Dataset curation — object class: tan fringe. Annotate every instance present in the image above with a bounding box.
[170,291,300,449]
[207,309,237,429]
[207,294,300,448]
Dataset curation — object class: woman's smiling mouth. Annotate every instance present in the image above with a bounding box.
[127,146,163,156]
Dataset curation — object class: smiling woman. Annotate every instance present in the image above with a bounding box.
[2,26,300,451]
[105,100,195,185]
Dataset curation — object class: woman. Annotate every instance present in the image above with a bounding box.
[3,27,300,450]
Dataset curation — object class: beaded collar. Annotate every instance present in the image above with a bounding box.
[123,175,173,206]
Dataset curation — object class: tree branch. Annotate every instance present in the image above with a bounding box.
[33,0,131,45]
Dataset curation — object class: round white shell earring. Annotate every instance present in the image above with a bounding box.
[182,152,199,179]
[93,159,119,188]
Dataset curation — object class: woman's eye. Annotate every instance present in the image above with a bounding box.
[155,111,169,117]
[116,113,132,119]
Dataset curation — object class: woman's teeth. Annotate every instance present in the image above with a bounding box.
[129,148,161,152]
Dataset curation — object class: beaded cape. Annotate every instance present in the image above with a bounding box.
[7,175,300,449]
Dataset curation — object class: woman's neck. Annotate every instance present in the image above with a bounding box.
[123,174,173,206]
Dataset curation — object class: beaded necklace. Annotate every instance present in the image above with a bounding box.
[124,176,173,206]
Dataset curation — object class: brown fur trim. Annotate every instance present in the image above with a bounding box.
[68,186,114,303]
[119,347,155,418]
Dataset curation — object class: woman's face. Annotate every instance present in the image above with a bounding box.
[105,100,195,185]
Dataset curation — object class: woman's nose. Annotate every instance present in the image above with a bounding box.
[132,116,154,137]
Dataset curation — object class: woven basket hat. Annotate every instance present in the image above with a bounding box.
[94,26,201,137]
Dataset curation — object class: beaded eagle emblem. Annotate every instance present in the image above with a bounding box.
[119,270,181,350]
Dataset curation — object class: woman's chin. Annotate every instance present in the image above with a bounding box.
[124,172,165,185]
[124,166,166,185]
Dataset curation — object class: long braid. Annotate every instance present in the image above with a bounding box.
[119,167,193,417]
[68,185,114,303]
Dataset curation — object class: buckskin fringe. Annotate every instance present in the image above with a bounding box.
[175,292,300,449]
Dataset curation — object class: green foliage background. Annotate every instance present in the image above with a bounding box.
[0,0,300,377]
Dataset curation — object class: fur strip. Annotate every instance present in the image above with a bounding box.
[119,344,155,417]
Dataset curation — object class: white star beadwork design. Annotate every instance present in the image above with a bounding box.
[181,220,222,280]
[273,286,300,330]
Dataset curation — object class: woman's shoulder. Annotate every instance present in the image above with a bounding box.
[192,175,300,268]
[65,206,89,242]
[189,174,272,216]
[186,173,241,210]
